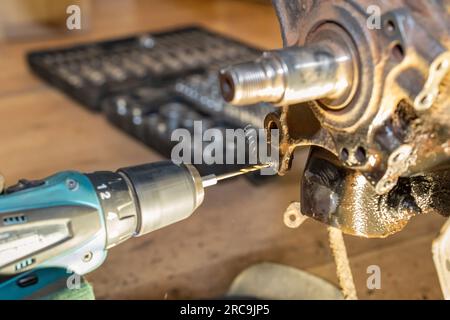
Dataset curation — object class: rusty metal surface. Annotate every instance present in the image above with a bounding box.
[271,0,450,193]
[259,0,450,237]
[216,0,448,261]
[301,148,450,238]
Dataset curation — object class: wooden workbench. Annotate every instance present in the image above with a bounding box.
[0,0,446,299]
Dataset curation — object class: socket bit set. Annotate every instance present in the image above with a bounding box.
[28,26,275,180]
[28,26,259,110]
[101,86,271,178]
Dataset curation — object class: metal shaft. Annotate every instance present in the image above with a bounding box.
[219,43,355,108]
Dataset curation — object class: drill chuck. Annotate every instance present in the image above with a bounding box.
[87,161,205,249]
[118,162,204,236]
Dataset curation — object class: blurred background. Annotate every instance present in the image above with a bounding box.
[0,0,445,299]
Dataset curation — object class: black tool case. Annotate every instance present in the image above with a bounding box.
[27,26,276,181]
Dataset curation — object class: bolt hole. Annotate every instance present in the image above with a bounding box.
[219,72,235,102]
[391,43,405,62]
[436,60,449,72]
[384,180,393,188]
[268,121,278,132]
[385,20,396,35]
[267,120,279,138]
[355,146,367,164]
[420,94,433,107]
[340,148,349,162]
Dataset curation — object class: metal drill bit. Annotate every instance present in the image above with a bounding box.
[201,163,271,188]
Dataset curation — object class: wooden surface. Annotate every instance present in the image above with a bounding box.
[0,0,446,300]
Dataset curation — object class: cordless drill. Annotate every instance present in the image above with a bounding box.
[0,161,269,299]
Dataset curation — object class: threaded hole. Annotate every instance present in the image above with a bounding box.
[219,72,235,102]
[355,146,367,164]
[268,121,278,132]
[384,20,396,35]
[391,43,405,62]
[340,148,349,162]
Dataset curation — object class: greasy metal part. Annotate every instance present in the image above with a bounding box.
[264,107,335,175]
[301,148,450,238]
[432,218,450,300]
[268,0,450,196]
[328,226,358,300]
[219,41,356,107]
[213,0,450,238]
[218,1,449,238]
